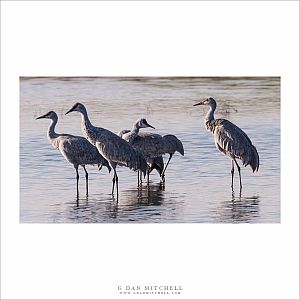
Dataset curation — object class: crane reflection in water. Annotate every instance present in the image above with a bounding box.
[69,183,168,222]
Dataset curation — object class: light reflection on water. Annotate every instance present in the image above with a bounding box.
[20,77,280,223]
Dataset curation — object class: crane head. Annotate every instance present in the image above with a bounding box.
[36,111,57,120]
[137,118,155,129]
[65,102,85,115]
[193,97,216,107]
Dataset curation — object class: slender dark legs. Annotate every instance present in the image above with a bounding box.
[147,169,150,185]
[112,168,119,199]
[83,165,89,195]
[160,173,165,185]
[112,172,116,194]
[75,166,79,197]
[160,153,173,181]
[137,170,142,186]
[115,172,119,198]
[231,160,234,190]
[231,159,242,192]
[234,158,242,191]
[75,165,89,198]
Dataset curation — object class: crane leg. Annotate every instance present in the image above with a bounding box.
[137,171,142,187]
[83,165,89,195]
[233,158,242,191]
[112,173,116,195]
[75,166,79,197]
[161,173,165,185]
[231,160,234,191]
[147,169,150,185]
[112,168,119,199]
[115,172,119,200]
[161,153,173,180]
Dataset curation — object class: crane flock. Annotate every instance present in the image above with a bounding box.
[36,97,259,199]
[118,118,184,184]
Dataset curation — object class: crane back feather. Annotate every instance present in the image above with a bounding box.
[119,129,164,175]
[162,134,184,156]
[207,119,259,172]
[39,111,111,172]
[82,120,147,175]
[57,135,111,171]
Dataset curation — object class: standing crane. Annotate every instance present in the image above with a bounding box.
[36,111,111,197]
[193,97,259,191]
[118,119,164,184]
[118,129,164,185]
[65,103,147,199]
[119,118,184,184]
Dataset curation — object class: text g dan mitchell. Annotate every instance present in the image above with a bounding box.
[117,285,183,295]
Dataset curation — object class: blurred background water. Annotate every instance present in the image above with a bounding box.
[20,77,280,223]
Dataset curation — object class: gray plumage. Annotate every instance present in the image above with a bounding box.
[147,156,164,177]
[65,103,148,198]
[119,118,184,182]
[36,111,111,196]
[118,120,164,182]
[161,134,184,156]
[193,97,259,191]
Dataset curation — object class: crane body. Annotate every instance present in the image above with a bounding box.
[65,103,148,198]
[36,111,111,196]
[194,97,259,191]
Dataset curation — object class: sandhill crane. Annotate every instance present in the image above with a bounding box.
[193,97,259,191]
[118,122,164,184]
[36,111,111,196]
[119,118,184,184]
[65,103,148,199]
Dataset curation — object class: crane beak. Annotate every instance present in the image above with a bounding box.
[35,114,46,120]
[65,107,74,115]
[146,122,155,129]
[193,101,205,106]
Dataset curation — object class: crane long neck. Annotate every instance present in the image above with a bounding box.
[206,104,215,122]
[131,123,140,134]
[47,117,60,149]
[80,108,93,130]
[47,117,58,140]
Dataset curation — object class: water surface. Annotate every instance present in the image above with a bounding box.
[20,77,280,223]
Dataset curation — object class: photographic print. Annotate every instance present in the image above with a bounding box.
[2,1,299,299]
[20,77,280,223]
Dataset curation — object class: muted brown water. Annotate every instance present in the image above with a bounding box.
[20,77,280,223]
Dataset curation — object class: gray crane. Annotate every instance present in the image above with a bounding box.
[193,97,259,191]
[36,111,111,196]
[119,118,184,184]
[118,129,164,185]
[65,103,148,199]
[118,119,164,184]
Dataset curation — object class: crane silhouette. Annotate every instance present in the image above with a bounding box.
[119,118,184,184]
[65,103,147,199]
[118,119,164,184]
[36,111,111,197]
[193,97,259,191]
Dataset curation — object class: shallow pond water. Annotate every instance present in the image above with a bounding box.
[20,77,280,223]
